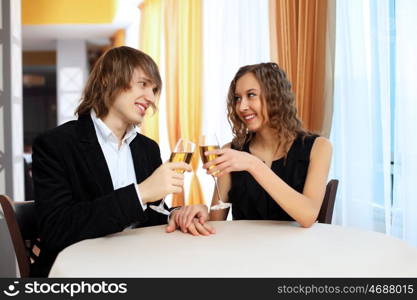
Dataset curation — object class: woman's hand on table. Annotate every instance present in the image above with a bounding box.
[166,204,215,236]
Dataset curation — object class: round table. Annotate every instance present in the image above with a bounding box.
[48,220,417,277]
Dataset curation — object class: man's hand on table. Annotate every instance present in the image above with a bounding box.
[166,205,215,236]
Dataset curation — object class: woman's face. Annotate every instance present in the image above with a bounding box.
[234,72,268,132]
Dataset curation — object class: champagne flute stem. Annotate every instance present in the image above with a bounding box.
[212,175,223,204]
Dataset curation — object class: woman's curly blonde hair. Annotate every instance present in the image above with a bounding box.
[227,63,307,156]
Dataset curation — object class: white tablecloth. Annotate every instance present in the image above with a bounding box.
[49,220,417,277]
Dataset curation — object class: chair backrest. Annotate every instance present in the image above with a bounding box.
[317,179,339,224]
[0,195,38,277]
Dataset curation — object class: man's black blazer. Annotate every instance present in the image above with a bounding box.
[32,113,168,276]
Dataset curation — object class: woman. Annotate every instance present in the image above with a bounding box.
[173,62,332,235]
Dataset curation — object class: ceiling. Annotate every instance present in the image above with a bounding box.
[22,24,120,50]
[22,0,141,51]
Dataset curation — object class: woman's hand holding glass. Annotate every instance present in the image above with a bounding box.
[200,134,233,211]
[203,148,256,177]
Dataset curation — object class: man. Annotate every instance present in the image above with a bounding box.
[32,46,212,277]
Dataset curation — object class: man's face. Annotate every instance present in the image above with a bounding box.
[108,67,157,125]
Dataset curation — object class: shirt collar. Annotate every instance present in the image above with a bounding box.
[90,110,137,145]
[123,124,138,145]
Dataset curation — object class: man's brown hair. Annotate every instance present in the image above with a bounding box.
[75,46,162,117]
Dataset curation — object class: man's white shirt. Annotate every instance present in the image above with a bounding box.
[90,110,147,211]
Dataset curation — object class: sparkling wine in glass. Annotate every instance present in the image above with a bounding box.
[199,134,232,211]
[149,138,195,215]
[169,152,193,172]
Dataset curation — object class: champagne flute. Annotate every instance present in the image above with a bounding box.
[149,138,195,215]
[199,134,232,210]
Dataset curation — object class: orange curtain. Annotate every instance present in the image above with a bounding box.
[177,0,203,205]
[140,0,204,206]
[269,0,335,136]
[163,0,180,150]
[164,0,204,206]
[163,0,182,205]
[139,0,162,143]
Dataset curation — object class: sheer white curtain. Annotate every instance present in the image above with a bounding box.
[392,0,417,247]
[202,0,270,145]
[199,0,270,206]
[330,0,392,232]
